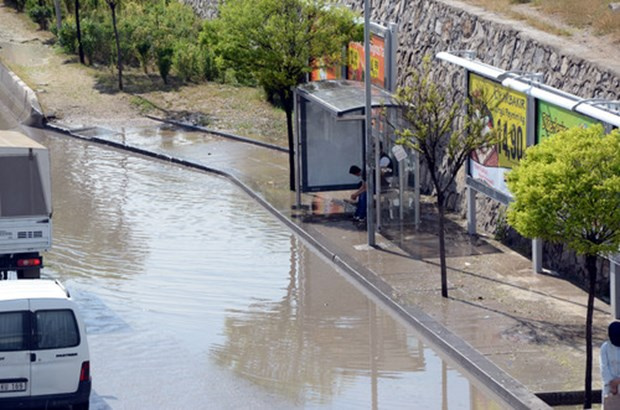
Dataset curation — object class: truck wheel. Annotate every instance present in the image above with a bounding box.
[17,268,41,279]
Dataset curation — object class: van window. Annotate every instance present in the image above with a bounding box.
[0,311,29,351]
[34,310,79,349]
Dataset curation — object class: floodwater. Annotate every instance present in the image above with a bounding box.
[0,74,504,407]
[27,132,502,409]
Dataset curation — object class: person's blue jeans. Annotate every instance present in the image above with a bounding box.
[355,191,367,219]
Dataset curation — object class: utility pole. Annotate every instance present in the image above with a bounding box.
[364,0,375,246]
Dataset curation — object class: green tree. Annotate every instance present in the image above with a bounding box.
[173,40,203,83]
[155,42,174,84]
[506,125,620,408]
[26,0,53,30]
[394,56,499,298]
[209,0,358,190]
[105,0,122,90]
[74,0,85,64]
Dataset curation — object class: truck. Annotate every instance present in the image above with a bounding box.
[0,130,52,279]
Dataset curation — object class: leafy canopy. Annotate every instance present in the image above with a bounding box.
[395,55,499,200]
[506,125,620,255]
[205,0,358,97]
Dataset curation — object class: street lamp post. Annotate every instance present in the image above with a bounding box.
[364,0,375,246]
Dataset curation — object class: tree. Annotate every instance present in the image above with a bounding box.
[74,0,85,64]
[394,55,499,298]
[506,125,620,408]
[26,0,53,30]
[209,0,358,190]
[106,0,123,90]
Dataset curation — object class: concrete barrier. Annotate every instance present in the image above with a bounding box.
[0,61,44,127]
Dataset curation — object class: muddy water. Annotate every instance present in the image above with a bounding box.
[10,129,502,409]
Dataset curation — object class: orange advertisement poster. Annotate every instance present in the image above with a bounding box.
[310,58,342,81]
[347,42,364,81]
[346,34,386,88]
[369,35,385,88]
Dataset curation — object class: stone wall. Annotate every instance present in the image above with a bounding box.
[185,0,620,296]
[341,0,620,296]
[181,0,218,19]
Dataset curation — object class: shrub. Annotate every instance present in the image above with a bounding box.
[173,41,203,82]
[202,48,218,82]
[26,0,52,30]
[155,44,174,84]
[81,18,106,65]
[57,19,77,54]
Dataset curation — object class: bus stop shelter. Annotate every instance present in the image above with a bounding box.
[294,79,420,231]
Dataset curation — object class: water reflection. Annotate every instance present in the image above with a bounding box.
[35,131,502,409]
[212,237,425,406]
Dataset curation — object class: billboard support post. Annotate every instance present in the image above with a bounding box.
[294,91,302,209]
[532,238,543,273]
[467,187,476,235]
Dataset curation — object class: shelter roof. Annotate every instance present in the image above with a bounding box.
[296,80,398,116]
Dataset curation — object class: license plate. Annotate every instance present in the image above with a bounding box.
[0,381,26,392]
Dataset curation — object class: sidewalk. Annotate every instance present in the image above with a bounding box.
[46,121,613,409]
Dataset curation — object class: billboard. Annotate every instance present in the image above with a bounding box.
[468,73,528,198]
[347,34,386,89]
[310,55,345,81]
[536,100,599,143]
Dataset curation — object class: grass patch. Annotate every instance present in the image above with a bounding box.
[507,10,573,36]
[463,0,620,41]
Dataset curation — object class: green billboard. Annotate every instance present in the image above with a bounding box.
[537,100,599,143]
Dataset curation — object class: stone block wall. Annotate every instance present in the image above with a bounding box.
[181,0,218,19]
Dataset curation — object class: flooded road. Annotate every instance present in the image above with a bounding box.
[32,132,502,409]
[0,79,502,409]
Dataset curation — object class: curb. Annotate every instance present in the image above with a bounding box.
[145,115,289,153]
[45,121,551,410]
[0,61,44,127]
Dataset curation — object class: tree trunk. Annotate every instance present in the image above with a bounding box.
[74,0,84,65]
[283,93,295,192]
[53,0,61,32]
[437,195,448,298]
[583,253,597,409]
[110,4,123,91]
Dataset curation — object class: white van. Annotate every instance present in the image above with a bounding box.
[0,280,90,409]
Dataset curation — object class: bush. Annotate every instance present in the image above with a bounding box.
[202,48,218,82]
[223,68,239,86]
[26,0,52,30]
[173,41,203,82]
[156,44,174,84]
[57,19,77,54]
[134,37,152,74]
[81,18,107,65]
[11,0,27,12]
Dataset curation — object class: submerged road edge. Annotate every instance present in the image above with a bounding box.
[43,121,551,410]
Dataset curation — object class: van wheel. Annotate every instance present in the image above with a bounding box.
[73,402,89,410]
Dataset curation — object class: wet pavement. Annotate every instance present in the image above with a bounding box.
[43,121,614,408]
[34,128,505,409]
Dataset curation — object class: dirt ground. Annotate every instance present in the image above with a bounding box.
[0,4,288,145]
[1,2,619,141]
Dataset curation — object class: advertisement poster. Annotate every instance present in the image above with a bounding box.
[537,101,598,143]
[310,58,342,81]
[468,73,528,197]
[347,34,385,88]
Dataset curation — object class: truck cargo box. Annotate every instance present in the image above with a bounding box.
[0,131,52,276]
